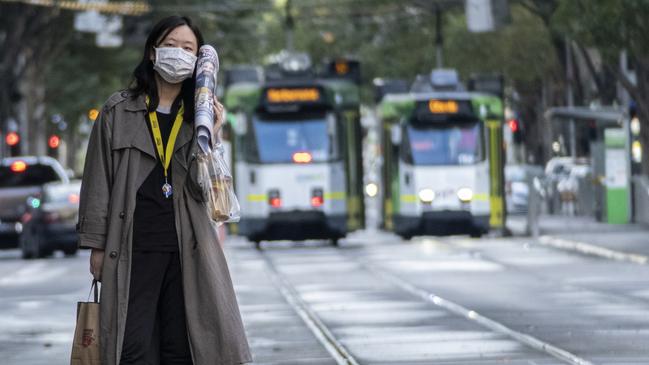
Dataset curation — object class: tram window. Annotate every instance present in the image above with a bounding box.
[248,112,341,163]
[403,121,484,165]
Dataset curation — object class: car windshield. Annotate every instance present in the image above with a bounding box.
[404,121,483,166]
[250,113,339,163]
[0,163,60,187]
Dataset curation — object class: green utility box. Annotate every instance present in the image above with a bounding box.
[604,129,630,224]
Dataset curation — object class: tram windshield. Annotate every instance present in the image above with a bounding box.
[404,121,484,166]
[250,112,339,163]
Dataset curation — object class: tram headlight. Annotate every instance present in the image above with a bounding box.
[457,187,473,203]
[418,189,435,204]
[365,183,378,198]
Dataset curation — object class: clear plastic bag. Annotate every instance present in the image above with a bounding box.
[196,142,240,225]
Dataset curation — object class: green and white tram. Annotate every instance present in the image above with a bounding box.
[223,57,364,247]
[379,70,505,239]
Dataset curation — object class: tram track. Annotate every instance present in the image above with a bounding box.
[352,255,594,365]
[257,248,360,365]
[255,240,594,365]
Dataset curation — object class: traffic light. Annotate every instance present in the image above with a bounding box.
[48,135,61,149]
[6,131,20,156]
[48,134,61,157]
[508,119,523,144]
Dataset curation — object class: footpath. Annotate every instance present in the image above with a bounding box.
[507,214,649,264]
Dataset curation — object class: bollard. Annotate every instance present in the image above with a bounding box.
[526,172,541,238]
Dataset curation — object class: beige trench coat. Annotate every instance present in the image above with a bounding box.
[76,90,252,365]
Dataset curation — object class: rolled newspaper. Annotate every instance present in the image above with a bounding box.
[194,45,219,154]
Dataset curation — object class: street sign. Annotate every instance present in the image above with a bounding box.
[96,30,123,48]
[74,0,109,34]
[466,0,494,32]
[466,0,510,33]
[74,2,124,48]
[75,11,102,33]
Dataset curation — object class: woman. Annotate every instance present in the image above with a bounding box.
[77,15,252,365]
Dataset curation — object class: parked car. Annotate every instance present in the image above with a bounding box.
[0,156,70,248]
[19,180,81,259]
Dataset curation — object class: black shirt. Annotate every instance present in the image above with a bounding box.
[132,106,180,252]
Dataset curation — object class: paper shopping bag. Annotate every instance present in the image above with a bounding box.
[70,280,101,365]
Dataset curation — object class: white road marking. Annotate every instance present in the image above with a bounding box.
[0,262,67,286]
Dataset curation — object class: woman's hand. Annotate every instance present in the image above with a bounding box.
[213,97,225,133]
[90,249,104,281]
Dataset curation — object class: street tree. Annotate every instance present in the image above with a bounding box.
[0,4,70,156]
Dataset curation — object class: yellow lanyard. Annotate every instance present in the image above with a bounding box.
[146,96,184,197]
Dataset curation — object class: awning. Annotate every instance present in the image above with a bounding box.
[545,106,626,127]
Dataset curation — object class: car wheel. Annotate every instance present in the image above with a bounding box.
[470,231,483,239]
[399,233,413,241]
[63,247,78,257]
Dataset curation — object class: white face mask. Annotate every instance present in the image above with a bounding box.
[153,47,198,84]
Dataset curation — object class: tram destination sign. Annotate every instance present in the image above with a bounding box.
[261,85,329,112]
[414,99,475,122]
[265,87,323,104]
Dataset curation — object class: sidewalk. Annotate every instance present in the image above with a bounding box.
[507,214,649,263]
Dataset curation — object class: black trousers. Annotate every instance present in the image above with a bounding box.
[120,251,192,365]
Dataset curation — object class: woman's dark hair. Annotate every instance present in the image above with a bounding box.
[129,15,204,122]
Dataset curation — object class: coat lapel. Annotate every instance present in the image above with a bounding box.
[124,94,157,160]
[130,122,157,160]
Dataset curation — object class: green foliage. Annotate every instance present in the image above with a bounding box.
[40,1,562,119]
[45,31,139,123]
[554,0,649,61]
[445,5,558,86]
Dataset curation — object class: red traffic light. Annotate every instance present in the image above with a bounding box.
[508,119,520,133]
[48,135,61,149]
[6,132,20,146]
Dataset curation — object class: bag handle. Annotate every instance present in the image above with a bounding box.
[87,279,100,303]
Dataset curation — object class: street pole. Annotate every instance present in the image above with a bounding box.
[285,0,295,52]
[566,37,577,158]
[526,173,541,238]
[435,4,443,69]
